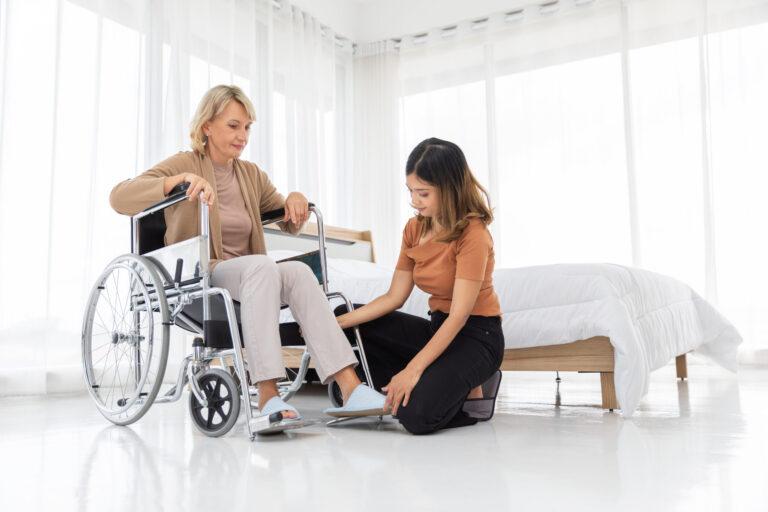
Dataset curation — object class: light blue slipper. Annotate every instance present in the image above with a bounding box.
[259,396,302,420]
[249,396,303,434]
[323,384,388,418]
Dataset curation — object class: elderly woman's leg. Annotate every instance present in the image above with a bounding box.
[277,261,362,400]
[211,255,298,417]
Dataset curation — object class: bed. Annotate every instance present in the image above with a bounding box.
[265,222,742,417]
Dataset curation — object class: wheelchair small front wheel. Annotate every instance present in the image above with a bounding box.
[81,253,170,426]
[189,368,241,437]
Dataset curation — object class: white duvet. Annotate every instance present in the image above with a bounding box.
[272,252,742,417]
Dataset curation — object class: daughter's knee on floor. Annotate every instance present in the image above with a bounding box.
[395,400,442,435]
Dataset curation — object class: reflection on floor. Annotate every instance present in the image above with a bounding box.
[0,364,766,512]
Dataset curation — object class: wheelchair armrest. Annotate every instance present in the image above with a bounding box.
[261,202,316,226]
[141,182,190,214]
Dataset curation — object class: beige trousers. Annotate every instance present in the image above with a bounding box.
[211,255,357,384]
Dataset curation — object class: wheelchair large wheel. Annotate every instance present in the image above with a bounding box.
[81,253,170,426]
[189,368,241,437]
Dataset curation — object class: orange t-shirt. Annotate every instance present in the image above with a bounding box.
[395,217,502,317]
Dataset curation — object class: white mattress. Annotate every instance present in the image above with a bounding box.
[270,251,742,417]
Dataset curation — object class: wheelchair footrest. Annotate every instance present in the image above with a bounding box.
[250,414,320,435]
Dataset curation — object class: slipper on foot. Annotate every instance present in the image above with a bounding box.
[323,384,388,418]
[250,396,303,434]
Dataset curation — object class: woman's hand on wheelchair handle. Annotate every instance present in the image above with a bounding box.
[182,173,214,206]
[284,191,309,225]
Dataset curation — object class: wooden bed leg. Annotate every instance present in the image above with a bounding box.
[600,372,618,412]
[676,354,688,380]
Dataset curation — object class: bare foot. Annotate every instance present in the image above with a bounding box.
[467,386,484,399]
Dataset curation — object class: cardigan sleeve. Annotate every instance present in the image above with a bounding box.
[255,164,302,235]
[109,153,191,216]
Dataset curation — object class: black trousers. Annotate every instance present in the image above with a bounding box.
[335,305,505,435]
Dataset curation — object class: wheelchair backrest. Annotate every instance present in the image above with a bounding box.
[137,211,167,255]
[135,213,209,287]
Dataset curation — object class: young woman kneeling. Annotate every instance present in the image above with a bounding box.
[336,137,504,435]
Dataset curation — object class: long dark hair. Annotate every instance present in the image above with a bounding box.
[406,137,493,242]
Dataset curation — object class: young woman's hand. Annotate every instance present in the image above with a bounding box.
[382,364,423,416]
[284,191,309,225]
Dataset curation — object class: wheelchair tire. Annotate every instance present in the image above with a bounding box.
[81,253,170,426]
[189,368,241,437]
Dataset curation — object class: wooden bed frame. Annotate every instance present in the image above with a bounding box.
[500,337,688,410]
[269,222,690,412]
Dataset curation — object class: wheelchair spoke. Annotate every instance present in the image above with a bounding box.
[110,271,122,315]
[102,349,120,406]
[89,345,113,369]
[108,346,128,403]
[90,329,111,340]
[94,300,114,336]
[95,341,118,389]
[95,302,116,341]
[105,343,130,409]
[112,268,132,334]
[105,273,122,328]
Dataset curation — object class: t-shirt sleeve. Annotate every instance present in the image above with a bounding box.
[395,220,416,271]
[455,224,492,281]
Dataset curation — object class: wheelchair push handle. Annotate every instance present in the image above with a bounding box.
[168,181,190,198]
[260,202,316,226]
[135,182,191,219]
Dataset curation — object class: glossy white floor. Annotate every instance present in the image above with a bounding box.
[1,363,766,512]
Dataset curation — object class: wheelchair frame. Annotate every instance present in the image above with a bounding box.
[83,187,373,439]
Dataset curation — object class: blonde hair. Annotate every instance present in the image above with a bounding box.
[189,85,256,154]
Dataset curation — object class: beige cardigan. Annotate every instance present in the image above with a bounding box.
[109,151,300,270]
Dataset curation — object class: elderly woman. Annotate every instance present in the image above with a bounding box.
[109,85,386,429]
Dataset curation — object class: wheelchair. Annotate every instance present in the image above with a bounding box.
[81,183,373,439]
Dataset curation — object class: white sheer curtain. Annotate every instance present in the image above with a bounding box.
[350,41,402,264]
[0,0,353,395]
[388,0,768,362]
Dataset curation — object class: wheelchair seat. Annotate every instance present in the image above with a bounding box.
[174,296,304,350]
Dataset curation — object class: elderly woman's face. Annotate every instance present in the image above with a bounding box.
[204,100,252,162]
